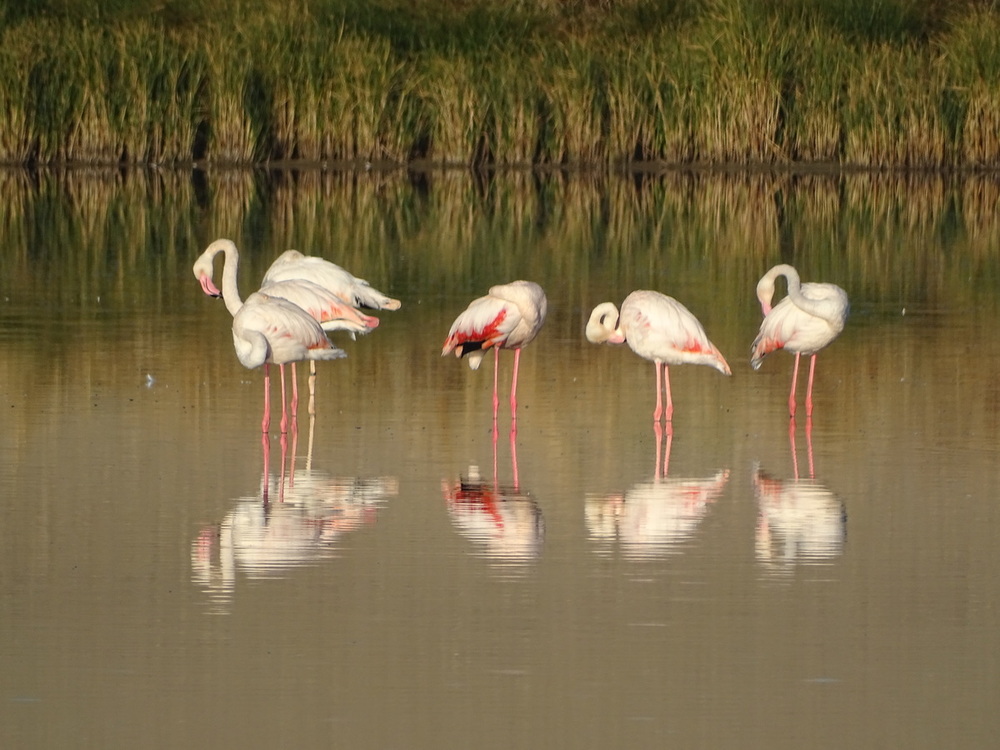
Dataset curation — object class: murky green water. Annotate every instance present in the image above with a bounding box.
[2,168,1000,748]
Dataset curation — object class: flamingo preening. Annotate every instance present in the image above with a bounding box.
[263,250,401,312]
[586,290,731,422]
[442,280,548,427]
[750,264,849,418]
[192,239,346,433]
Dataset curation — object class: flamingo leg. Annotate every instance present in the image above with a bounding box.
[491,418,499,489]
[663,364,674,422]
[261,431,271,504]
[290,363,300,431]
[788,352,802,418]
[262,363,272,433]
[805,416,815,479]
[308,361,317,417]
[278,429,288,502]
[510,425,520,491]
[288,409,299,488]
[789,416,800,479]
[804,354,818,417]
[653,420,675,478]
[663,420,673,476]
[492,347,501,425]
[509,348,521,421]
[279,364,289,434]
[653,362,664,422]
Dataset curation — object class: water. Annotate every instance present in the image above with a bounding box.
[2,168,1000,748]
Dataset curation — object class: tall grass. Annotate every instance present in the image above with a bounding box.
[1,0,999,168]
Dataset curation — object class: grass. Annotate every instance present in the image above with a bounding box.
[0,0,998,168]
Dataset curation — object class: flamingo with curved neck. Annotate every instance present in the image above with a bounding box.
[750,264,849,418]
[193,239,346,433]
[586,290,731,423]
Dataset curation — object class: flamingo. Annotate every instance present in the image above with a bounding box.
[586,290,731,422]
[750,264,849,418]
[262,249,401,312]
[192,239,346,433]
[442,280,548,425]
[195,239,378,416]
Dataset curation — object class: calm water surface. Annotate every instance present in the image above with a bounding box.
[1,169,1000,748]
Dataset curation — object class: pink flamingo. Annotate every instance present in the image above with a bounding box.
[442,281,548,426]
[750,264,849,418]
[586,290,731,422]
[193,239,346,433]
[262,250,401,312]
[195,239,378,416]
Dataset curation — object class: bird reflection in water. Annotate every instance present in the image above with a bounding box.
[191,417,398,611]
[586,423,730,560]
[442,426,544,568]
[753,417,847,574]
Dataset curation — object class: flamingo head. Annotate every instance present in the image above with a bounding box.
[586,302,625,345]
[755,276,776,317]
[192,252,222,298]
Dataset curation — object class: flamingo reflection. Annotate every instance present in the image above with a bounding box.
[191,417,398,610]
[586,423,730,559]
[753,417,846,572]
[443,427,544,566]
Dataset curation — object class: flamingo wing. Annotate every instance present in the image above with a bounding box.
[234,293,346,368]
[442,295,519,366]
[621,291,730,373]
[260,279,378,334]
[263,252,401,311]
[751,285,844,367]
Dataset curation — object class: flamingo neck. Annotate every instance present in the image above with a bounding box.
[214,241,245,317]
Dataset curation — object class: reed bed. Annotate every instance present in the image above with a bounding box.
[1,0,999,169]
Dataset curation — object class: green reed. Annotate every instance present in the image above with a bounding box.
[2,0,999,168]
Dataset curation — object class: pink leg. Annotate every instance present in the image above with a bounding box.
[788,352,801,418]
[653,420,675,478]
[663,364,674,422]
[492,347,501,425]
[279,364,289,434]
[278,430,288,502]
[663,420,673,476]
[653,362,663,422]
[288,409,299,488]
[491,415,499,487]
[804,354,818,418]
[290,362,299,424]
[805,416,815,479]
[510,425,520,491]
[261,431,271,503]
[262,363,271,433]
[509,348,521,421]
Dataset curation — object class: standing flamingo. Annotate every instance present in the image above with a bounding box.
[192,239,346,433]
[586,290,731,422]
[195,239,378,416]
[750,264,849,418]
[262,250,401,312]
[442,281,548,426]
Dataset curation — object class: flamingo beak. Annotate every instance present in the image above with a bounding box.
[199,275,222,298]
